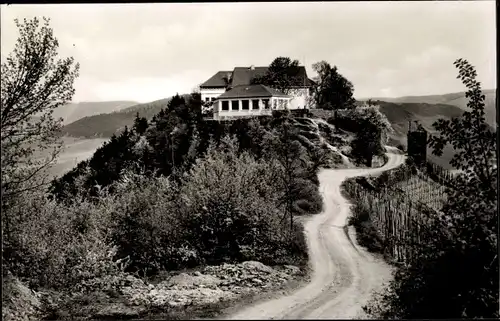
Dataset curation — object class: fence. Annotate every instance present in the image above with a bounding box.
[343,161,453,265]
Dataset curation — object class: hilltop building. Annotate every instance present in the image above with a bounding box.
[200,65,315,120]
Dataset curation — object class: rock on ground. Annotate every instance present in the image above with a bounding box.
[121,261,302,310]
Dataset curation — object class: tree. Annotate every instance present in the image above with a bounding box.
[311,61,355,110]
[251,57,302,95]
[368,59,498,319]
[350,120,383,167]
[263,117,309,232]
[133,112,148,135]
[1,17,80,206]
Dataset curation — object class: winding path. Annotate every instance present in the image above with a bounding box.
[226,147,406,319]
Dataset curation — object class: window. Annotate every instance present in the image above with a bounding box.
[205,97,210,102]
[252,100,259,110]
[242,100,249,110]
[211,97,216,101]
[222,101,229,111]
[262,99,270,109]
[273,99,277,109]
[231,100,239,111]
[284,100,289,109]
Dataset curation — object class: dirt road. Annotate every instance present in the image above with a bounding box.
[226,148,406,319]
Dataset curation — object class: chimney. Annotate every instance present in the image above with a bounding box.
[250,65,255,70]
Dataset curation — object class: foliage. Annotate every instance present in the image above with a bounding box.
[350,121,383,167]
[366,59,498,318]
[1,17,79,207]
[1,189,119,291]
[337,106,393,167]
[311,61,356,110]
[179,136,308,266]
[132,112,148,135]
[109,171,193,275]
[251,57,302,95]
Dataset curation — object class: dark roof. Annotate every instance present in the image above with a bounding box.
[201,66,315,89]
[231,67,269,86]
[216,84,289,99]
[200,71,232,88]
[231,66,315,87]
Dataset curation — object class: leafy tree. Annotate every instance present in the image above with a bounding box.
[1,17,79,206]
[311,60,355,110]
[251,57,302,95]
[262,117,309,231]
[350,120,383,167]
[368,59,498,319]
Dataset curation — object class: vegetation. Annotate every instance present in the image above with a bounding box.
[311,61,356,110]
[251,57,302,95]
[330,106,393,167]
[346,59,498,319]
[1,17,79,208]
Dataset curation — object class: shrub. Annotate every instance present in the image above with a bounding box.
[2,191,119,291]
[109,171,195,275]
[178,136,308,267]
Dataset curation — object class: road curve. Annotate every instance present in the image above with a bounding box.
[226,148,406,320]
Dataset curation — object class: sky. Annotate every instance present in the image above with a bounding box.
[0,1,496,103]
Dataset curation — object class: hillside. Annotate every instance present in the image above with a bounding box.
[367,89,496,127]
[377,100,466,169]
[61,96,189,138]
[60,92,485,170]
[53,101,138,125]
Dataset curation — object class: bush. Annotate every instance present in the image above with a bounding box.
[178,136,308,267]
[109,172,196,275]
[2,191,119,291]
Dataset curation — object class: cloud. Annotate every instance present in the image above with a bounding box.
[0,1,495,102]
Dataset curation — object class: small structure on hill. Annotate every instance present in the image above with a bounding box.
[407,120,428,166]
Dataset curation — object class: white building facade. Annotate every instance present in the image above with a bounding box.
[199,65,315,118]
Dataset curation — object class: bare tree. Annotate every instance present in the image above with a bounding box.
[1,17,80,205]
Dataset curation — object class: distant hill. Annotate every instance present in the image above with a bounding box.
[367,89,496,127]
[376,100,467,169]
[61,96,190,138]
[54,101,138,125]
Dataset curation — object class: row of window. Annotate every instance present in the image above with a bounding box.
[205,97,217,102]
[219,99,289,111]
[220,99,262,111]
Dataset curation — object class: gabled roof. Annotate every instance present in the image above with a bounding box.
[216,84,289,100]
[231,67,269,86]
[200,65,315,89]
[200,71,232,88]
[231,66,315,87]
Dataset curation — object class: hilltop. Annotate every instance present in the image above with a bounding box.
[53,101,138,125]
